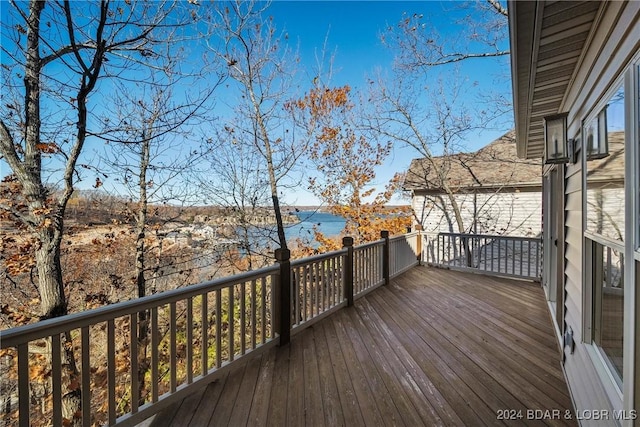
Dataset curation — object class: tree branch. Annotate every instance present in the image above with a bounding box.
[413,50,510,67]
[487,0,509,17]
[0,120,23,174]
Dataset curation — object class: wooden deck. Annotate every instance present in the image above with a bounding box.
[147,266,576,427]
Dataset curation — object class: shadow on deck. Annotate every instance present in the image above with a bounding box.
[146,266,575,427]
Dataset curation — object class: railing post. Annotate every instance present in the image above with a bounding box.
[415,225,423,265]
[275,248,291,346]
[342,237,354,306]
[381,230,390,285]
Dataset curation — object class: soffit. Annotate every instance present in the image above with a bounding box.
[509,1,602,159]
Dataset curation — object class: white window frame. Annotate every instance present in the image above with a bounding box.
[582,56,640,413]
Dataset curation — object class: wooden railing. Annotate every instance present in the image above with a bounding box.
[0,266,279,427]
[0,230,421,427]
[290,250,347,334]
[423,232,542,281]
[390,231,421,278]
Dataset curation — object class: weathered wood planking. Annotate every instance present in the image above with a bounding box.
[149,267,576,427]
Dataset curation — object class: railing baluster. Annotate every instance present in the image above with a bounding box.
[251,279,257,349]
[51,334,62,426]
[362,247,373,289]
[17,343,28,427]
[360,250,364,290]
[328,258,333,307]
[291,268,296,327]
[107,320,116,425]
[303,264,308,321]
[318,260,324,312]
[229,287,235,362]
[186,298,193,384]
[520,240,524,276]
[130,315,138,415]
[201,293,208,373]
[215,290,222,368]
[491,239,500,271]
[527,241,532,277]
[240,282,246,356]
[606,246,612,286]
[260,276,266,344]
[151,308,158,402]
[509,239,514,274]
[535,239,540,277]
[81,326,91,426]
[313,261,319,315]
[170,302,177,393]
[292,267,297,325]
[375,245,379,283]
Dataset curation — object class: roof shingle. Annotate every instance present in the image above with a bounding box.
[404,130,542,192]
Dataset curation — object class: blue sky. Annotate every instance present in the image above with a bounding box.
[0,1,513,207]
[263,1,513,205]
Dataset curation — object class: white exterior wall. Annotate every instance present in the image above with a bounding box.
[551,2,639,425]
[412,189,541,237]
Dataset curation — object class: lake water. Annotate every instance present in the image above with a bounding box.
[286,211,346,243]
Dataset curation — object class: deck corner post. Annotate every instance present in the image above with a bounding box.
[415,225,423,265]
[342,237,354,306]
[275,248,291,346]
[381,230,390,285]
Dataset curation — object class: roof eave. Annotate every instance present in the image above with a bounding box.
[508,0,538,160]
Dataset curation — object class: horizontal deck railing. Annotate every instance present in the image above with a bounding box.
[0,266,279,427]
[423,232,542,281]
[290,249,347,333]
[390,231,421,278]
[0,230,422,427]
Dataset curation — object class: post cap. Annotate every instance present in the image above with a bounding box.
[380,230,390,238]
[275,248,291,261]
[342,236,354,247]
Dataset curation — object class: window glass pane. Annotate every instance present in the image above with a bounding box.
[585,85,625,241]
[593,241,624,383]
[637,65,640,251]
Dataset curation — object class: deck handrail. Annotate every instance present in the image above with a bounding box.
[0,230,422,427]
[0,265,279,348]
[423,231,542,281]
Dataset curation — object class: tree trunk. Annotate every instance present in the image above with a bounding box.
[135,136,151,406]
[254,102,288,252]
[445,190,472,267]
[34,230,66,319]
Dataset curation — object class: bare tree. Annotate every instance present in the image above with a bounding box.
[202,0,306,253]
[0,1,191,422]
[382,0,509,69]
[366,72,486,234]
[94,60,220,403]
[0,0,185,316]
[196,128,275,270]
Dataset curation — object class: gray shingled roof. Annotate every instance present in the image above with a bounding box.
[404,131,542,193]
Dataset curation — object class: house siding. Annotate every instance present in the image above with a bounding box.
[556,2,639,424]
[412,189,541,236]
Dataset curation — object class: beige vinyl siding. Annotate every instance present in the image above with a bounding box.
[412,189,542,236]
[557,2,640,423]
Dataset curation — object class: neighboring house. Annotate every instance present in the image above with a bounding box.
[509,1,639,424]
[404,131,542,237]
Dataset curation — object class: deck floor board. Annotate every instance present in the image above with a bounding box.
[149,267,577,427]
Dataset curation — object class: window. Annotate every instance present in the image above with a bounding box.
[584,82,626,388]
[637,64,640,254]
[585,85,625,241]
[591,240,624,382]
